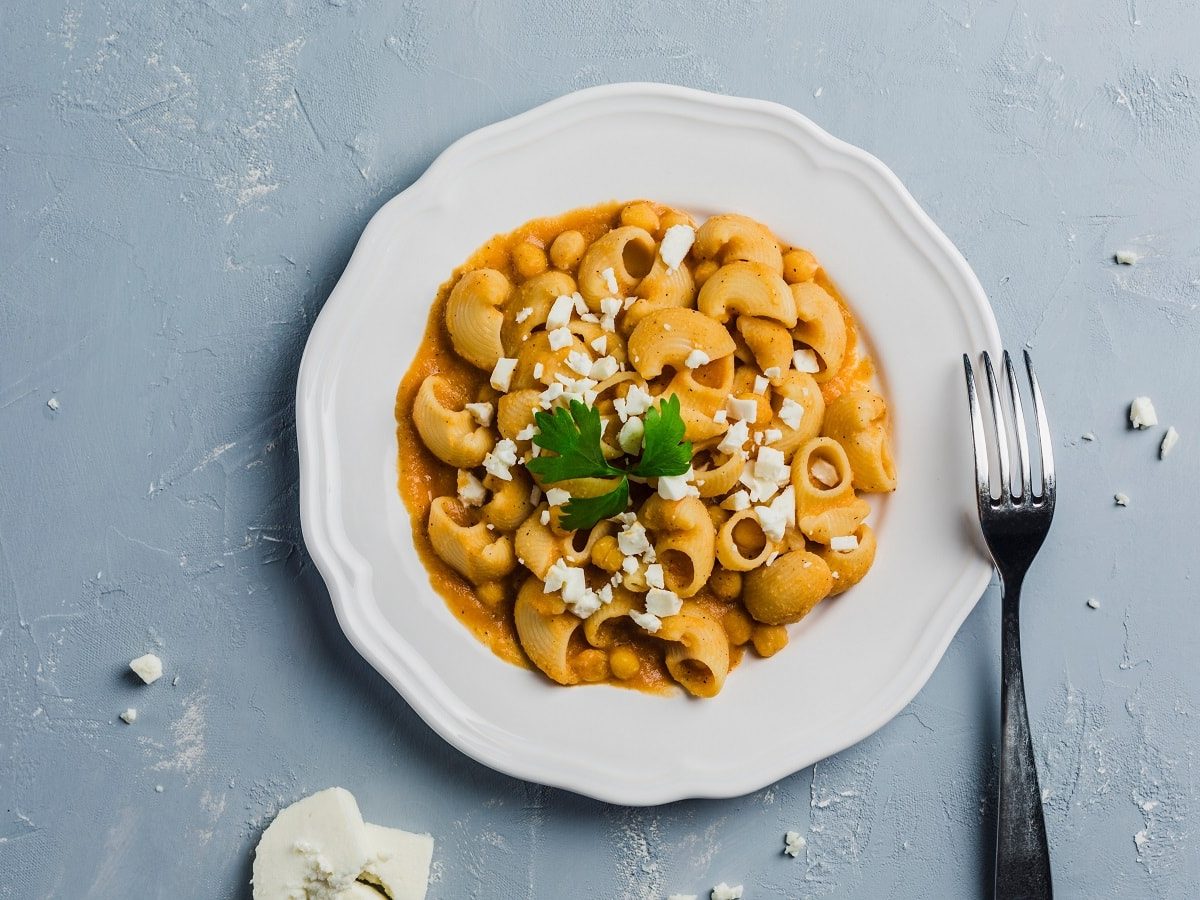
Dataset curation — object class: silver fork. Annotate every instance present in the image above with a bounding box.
[963,350,1056,900]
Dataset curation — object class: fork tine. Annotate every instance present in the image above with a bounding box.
[1024,350,1055,498]
[1002,351,1032,500]
[982,351,1010,501]
[963,355,991,506]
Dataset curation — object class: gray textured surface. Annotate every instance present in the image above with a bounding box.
[3,1,1198,897]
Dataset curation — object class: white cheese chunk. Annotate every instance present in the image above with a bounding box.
[547,327,573,351]
[482,439,518,481]
[601,266,619,296]
[646,587,682,617]
[1129,396,1157,429]
[810,458,840,487]
[763,428,783,444]
[531,362,545,382]
[47,397,60,411]
[718,420,751,456]
[1160,425,1179,459]
[540,509,551,525]
[456,471,487,507]
[778,397,804,430]
[711,884,744,900]
[629,609,663,633]
[712,408,728,425]
[1115,249,1140,265]
[545,488,570,507]
[565,350,594,376]
[659,224,696,272]
[621,555,639,575]
[784,830,807,858]
[590,356,620,381]
[754,446,788,483]
[622,384,654,417]
[590,335,608,354]
[129,653,163,685]
[356,822,434,900]
[514,306,534,324]
[617,519,651,556]
[252,787,369,900]
[489,358,517,392]
[546,294,576,330]
[515,424,538,442]
[599,297,623,318]
[685,349,711,369]
[667,895,698,900]
[657,469,700,500]
[763,366,782,380]
[721,490,751,511]
[119,708,137,724]
[830,534,859,552]
[727,397,758,422]
[1086,597,1100,610]
[463,402,494,427]
[793,348,820,373]
[644,563,665,590]
[753,374,769,395]
[618,416,644,454]
[1114,492,1130,507]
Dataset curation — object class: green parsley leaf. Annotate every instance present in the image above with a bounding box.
[629,394,693,479]
[559,477,630,531]
[526,400,623,483]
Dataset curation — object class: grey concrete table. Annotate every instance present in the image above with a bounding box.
[3,2,1198,897]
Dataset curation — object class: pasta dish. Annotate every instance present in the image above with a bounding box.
[395,201,895,698]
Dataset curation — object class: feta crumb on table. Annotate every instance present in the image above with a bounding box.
[129,653,163,684]
[1160,426,1179,459]
[1129,396,1157,429]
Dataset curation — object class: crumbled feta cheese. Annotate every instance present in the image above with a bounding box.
[727,397,758,422]
[590,356,620,380]
[538,382,565,409]
[830,534,859,552]
[514,306,534,323]
[545,488,570,507]
[1115,249,1140,265]
[47,397,60,411]
[617,519,651,556]
[539,509,551,525]
[753,431,764,445]
[658,468,700,500]
[623,384,654,417]
[548,327,574,352]
[464,402,494,427]
[617,416,644,454]
[601,267,620,296]
[1160,426,1179,459]
[763,428,783,444]
[482,439,518,481]
[784,830,806,858]
[532,362,545,381]
[754,446,789,483]
[712,408,728,425]
[120,708,137,724]
[685,349,711,369]
[764,366,782,380]
[753,375,769,394]
[590,335,608,354]
[543,558,579,594]
[630,609,662,633]
[571,292,588,315]
[1114,492,1129,507]
[457,471,488,507]
[129,654,163,685]
[515,424,538,442]
[711,884,743,900]
[721,490,751,511]
[718,420,751,456]
[646,587,682,617]
[597,583,613,605]
[667,895,698,900]
[546,294,575,330]
[764,550,780,567]
[566,350,593,376]
[659,224,695,272]
[1086,597,1100,610]
[1081,431,1096,441]
[793,348,820,373]
[810,458,840,487]
[489,358,517,392]
[621,555,640,574]
[623,295,637,310]
[778,397,804,430]
[754,487,795,542]
[644,563,665,590]
[1129,396,1157,429]
[600,297,622,318]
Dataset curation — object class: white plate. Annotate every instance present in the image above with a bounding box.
[297,83,1000,806]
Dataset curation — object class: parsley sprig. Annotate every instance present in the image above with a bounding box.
[526,396,692,530]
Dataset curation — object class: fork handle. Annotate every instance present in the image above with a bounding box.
[995,580,1053,899]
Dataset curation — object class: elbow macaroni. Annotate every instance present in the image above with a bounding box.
[396,201,896,698]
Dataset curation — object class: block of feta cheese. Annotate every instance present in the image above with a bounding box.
[253,788,370,900]
[129,653,163,685]
[359,823,435,900]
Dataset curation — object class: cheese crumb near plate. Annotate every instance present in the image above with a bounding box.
[129,653,164,685]
[711,883,744,900]
[1086,597,1100,610]
[47,397,60,411]
[252,787,432,900]
[667,895,697,900]
[1129,396,1157,429]
[1114,249,1140,265]
[1160,426,1179,459]
[1114,492,1130,507]
[119,708,137,724]
[1081,431,1095,441]
[784,830,807,857]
